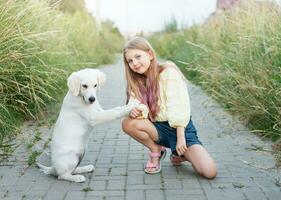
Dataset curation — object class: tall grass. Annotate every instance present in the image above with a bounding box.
[150,0,281,163]
[64,13,124,64]
[163,15,178,33]
[0,0,124,152]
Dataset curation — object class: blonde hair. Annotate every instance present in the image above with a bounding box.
[123,37,161,121]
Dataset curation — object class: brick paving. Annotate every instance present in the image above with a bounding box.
[0,61,280,200]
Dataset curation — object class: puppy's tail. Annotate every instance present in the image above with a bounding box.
[36,162,55,175]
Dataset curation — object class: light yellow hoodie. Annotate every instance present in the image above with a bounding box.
[135,66,191,128]
[156,67,190,128]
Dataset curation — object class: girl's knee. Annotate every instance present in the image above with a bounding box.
[121,118,150,141]
[200,164,217,179]
[121,118,131,133]
[186,145,217,179]
[122,118,138,134]
[203,169,217,179]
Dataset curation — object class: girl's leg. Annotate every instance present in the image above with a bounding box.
[183,144,217,179]
[122,117,162,173]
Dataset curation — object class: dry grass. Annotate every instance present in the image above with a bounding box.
[150,0,281,165]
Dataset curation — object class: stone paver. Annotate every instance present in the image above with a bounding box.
[0,61,280,200]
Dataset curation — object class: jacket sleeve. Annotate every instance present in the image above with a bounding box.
[163,67,191,128]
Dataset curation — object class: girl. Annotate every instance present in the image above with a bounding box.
[121,37,217,179]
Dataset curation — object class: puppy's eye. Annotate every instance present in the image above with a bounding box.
[82,84,88,88]
[94,84,97,88]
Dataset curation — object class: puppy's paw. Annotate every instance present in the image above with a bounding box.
[136,104,149,119]
[86,164,95,172]
[58,174,86,182]
[74,165,95,174]
[73,175,86,183]
[127,98,140,109]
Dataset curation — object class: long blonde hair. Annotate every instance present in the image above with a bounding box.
[123,37,162,121]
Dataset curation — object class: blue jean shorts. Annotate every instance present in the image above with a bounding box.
[153,119,202,155]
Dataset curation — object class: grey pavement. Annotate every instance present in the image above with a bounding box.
[0,61,281,200]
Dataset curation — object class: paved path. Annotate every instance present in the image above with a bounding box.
[0,61,280,200]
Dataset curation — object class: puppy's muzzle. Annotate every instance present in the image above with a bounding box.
[88,97,96,104]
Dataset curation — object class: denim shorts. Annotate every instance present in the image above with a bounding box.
[153,119,202,155]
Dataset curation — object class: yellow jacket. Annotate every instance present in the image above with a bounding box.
[156,67,190,128]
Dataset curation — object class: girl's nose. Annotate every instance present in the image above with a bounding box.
[132,59,138,66]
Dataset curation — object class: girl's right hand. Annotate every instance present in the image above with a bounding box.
[129,108,142,119]
[176,138,188,156]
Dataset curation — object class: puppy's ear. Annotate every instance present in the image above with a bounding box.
[97,70,106,88]
[67,72,80,96]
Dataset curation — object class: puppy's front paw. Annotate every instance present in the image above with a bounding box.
[136,104,149,119]
[128,98,140,109]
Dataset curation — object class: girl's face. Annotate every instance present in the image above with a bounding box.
[125,49,153,75]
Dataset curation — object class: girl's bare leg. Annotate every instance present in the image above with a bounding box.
[183,144,217,179]
[122,118,217,178]
[122,117,161,173]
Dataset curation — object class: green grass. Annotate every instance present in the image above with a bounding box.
[0,0,124,155]
[28,150,42,166]
[149,0,281,165]
[82,187,93,192]
[26,131,42,150]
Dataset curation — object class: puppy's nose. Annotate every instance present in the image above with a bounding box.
[88,97,95,103]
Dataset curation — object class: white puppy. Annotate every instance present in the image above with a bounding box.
[37,68,138,182]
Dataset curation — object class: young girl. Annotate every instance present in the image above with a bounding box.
[121,37,217,179]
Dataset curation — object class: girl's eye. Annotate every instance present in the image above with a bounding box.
[94,84,97,88]
[82,84,88,88]
[136,55,141,59]
[128,59,132,64]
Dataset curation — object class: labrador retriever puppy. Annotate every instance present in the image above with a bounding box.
[37,68,139,182]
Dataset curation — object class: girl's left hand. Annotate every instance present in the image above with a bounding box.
[176,138,188,156]
[129,108,142,119]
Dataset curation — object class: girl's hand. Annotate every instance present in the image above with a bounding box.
[176,137,188,156]
[176,126,187,156]
[129,108,142,119]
